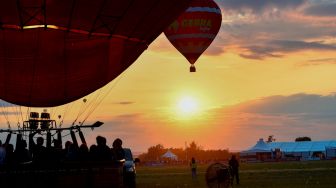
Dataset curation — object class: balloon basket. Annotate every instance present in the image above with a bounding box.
[190,66,196,72]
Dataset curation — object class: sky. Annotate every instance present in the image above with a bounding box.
[1,0,336,152]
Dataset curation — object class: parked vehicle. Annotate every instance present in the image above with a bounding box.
[123,148,140,188]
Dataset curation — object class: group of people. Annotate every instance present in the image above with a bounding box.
[0,139,31,165]
[0,133,125,166]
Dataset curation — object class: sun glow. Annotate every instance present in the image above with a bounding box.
[177,96,199,115]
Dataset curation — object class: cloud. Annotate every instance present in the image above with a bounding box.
[304,1,336,16]
[216,93,336,128]
[298,58,336,66]
[227,93,336,114]
[215,0,336,61]
[218,0,307,13]
[239,40,336,60]
[308,58,336,63]
[206,93,336,146]
[95,113,144,134]
[238,45,283,60]
[219,11,336,60]
[271,40,336,50]
[112,101,135,105]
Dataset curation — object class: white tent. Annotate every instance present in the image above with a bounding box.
[268,140,336,153]
[161,150,178,160]
[241,138,272,155]
[268,140,336,160]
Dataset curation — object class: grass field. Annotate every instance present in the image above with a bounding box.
[136,161,336,188]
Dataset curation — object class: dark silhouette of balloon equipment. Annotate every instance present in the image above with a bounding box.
[164,0,222,72]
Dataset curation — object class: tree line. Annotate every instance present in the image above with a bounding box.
[138,141,231,163]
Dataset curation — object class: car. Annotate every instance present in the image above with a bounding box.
[123,148,140,188]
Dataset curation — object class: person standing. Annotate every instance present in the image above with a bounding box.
[0,140,6,165]
[29,134,47,164]
[96,136,111,160]
[190,157,197,179]
[229,155,240,185]
[14,140,31,164]
[111,138,125,163]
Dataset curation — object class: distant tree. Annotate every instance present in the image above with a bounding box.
[186,141,202,159]
[146,144,165,161]
[138,142,232,163]
[295,137,312,142]
[188,141,202,151]
[266,135,276,143]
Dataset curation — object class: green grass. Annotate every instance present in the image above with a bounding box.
[135,161,336,188]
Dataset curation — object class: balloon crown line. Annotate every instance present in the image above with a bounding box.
[1,24,148,43]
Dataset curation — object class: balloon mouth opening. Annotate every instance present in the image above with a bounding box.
[190,65,196,72]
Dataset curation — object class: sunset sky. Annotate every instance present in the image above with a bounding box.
[1,0,336,152]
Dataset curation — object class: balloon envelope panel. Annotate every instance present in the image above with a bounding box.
[0,0,192,107]
[164,0,222,64]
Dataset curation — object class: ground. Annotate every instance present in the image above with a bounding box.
[136,161,336,188]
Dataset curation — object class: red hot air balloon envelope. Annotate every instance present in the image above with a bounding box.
[0,0,192,107]
[164,0,222,72]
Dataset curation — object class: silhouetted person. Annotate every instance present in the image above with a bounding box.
[78,144,89,161]
[89,144,98,160]
[63,140,70,152]
[229,155,240,185]
[29,133,47,164]
[0,140,5,165]
[190,157,197,179]
[4,144,14,165]
[14,140,31,164]
[96,136,111,160]
[50,139,64,163]
[112,138,128,187]
[111,138,125,164]
[66,143,78,161]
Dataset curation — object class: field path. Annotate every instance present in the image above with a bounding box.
[138,167,336,176]
[241,167,336,173]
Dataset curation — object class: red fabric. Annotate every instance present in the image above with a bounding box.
[164,0,222,64]
[0,0,192,107]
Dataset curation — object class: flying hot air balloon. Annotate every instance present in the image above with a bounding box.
[0,0,192,107]
[164,0,222,72]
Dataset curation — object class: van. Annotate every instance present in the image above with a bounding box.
[123,148,140,187]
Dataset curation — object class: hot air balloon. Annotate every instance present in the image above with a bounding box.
[164,0,222,72]
[0,0,192,107]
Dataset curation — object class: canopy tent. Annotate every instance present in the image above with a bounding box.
[161,150,178,160]
[242,139,336,160]
[241,138,272,154]
[326,146,336,159]
[268,140,336,153]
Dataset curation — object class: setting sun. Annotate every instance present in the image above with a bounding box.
[177,96,199,115]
